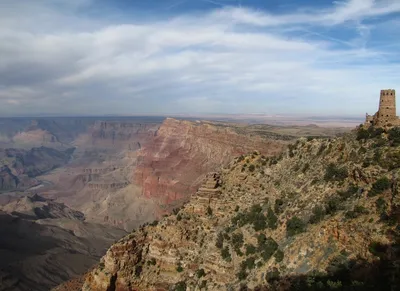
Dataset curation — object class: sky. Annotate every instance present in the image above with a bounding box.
[0,0,399,117]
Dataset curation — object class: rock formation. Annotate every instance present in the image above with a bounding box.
[81,128,400,291]
[134,118,288,213]
[0,147,74,191]
[0,195,126,291]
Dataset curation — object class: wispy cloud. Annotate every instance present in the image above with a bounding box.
[0,0,399,116]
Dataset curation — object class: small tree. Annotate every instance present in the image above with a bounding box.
[286,216,306,237]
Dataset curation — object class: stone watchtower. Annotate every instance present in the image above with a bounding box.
[377,89,396,126]
[365,89,399,127]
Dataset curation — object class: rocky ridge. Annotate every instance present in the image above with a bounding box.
[82,127,400,290]
[134,118,288,213]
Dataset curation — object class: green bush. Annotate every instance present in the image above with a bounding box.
[267,207,278,229]
[302,163,310,173]
[388,127,400,146]
[375,197,387,213]
[345,205,368,219]
[309,205,326,224]
[232,232,244,249]
[176,262,184,272]
[258,236,278,261]
[207,206,213,216]
[274,249,284,262]
[368,177,391,197]
[325,197,342,215]
[196,268,205,278]
[215,232,224,249]
[286,216,306,237]
[245,244,256,255]
[174,281,187,291]
[337,184,359,200]
[221,247,232,262]
[274,199,284,214]
[242,256,256,270]
[237,269,248,280]
[248,164,255,172]
[324,163,348,182]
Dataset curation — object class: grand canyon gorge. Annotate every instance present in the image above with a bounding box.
[0,116,358,290]
[1,0,400,290]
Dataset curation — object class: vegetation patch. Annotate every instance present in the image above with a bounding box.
[324,163,348,182]
[286,216,307,237]
[368,177,391,197]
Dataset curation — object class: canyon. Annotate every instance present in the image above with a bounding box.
[81,128,400,291]
[0,116,351,291]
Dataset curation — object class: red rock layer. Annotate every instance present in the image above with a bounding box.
[134,118,286,210]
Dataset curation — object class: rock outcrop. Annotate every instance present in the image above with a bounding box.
[79,121,160,149]
[134,118,288,212]
[0,147,74,191]
[82,129,400,291]
[0,195,126,291]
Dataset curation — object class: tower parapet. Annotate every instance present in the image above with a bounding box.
[364,89,399,128]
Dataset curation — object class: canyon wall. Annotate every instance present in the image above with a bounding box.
[134,118,287,212]
[76,121,160,150]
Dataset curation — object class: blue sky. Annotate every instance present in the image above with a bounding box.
[0,0,399,117]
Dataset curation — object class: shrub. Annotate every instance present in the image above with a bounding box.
[216,232,224,249]
[207,206,213,216]
[174,281,187,291]
[324,163,348,182]
[232,232,244,249]
[177,214,182,221]
[221,247,231,261]
[388,127,400,146]
[302,163,310,173]
[235,205,240,212]
[356,128,369,140]
[375,197,387,213]
[147,258,156,266]
[242,256,256,270]
[245,244,256,255]
[237,269,248,280]
[309,205,326,224]
[274,249,284,262]
[248,164,255,172]
[325,197,342,215]
[345,205,368,219]
[274,199,284,214]
[337,184,359,200]
[266,207,278,229]
[196,268,205,278]
[258,236,278,261]
[385,151,400,170]
[286,216,306,237]
[266,268,280,283]
[135,265,143,277]
[368,241,387,257]
[368,177,391,197]
[176,262,184,272]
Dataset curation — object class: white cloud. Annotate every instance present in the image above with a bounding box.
[0,0,399,116]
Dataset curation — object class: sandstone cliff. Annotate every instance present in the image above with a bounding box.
[82,127,400,290]
[134,118,288,212]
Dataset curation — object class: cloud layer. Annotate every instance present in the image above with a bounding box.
[0,0,399,116]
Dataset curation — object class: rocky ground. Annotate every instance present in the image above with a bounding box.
[81,126,399,291]
[0,194,126,291]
